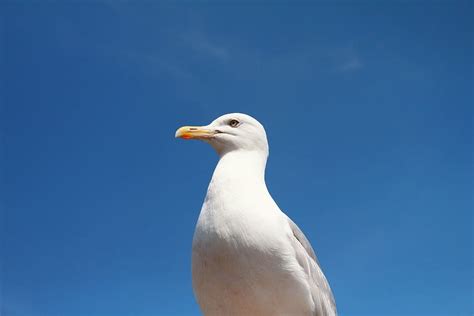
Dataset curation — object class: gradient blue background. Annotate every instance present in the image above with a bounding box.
[2,2,472,315]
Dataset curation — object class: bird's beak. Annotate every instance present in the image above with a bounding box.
[175,125,216,140]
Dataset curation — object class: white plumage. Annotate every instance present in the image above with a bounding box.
[176,113,336,316]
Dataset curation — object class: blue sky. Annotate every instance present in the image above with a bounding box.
[1,1,472,315]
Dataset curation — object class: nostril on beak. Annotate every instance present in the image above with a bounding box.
[189,127,198,131]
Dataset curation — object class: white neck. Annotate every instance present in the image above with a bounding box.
[203,150,270,210]
[213,150,267,184]
[200,150,274,238]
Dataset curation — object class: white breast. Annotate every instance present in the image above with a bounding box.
[191,153,315,316]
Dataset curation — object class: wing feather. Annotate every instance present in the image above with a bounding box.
[286,216,337,316]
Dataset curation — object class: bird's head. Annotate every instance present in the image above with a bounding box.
[175,113,269,157]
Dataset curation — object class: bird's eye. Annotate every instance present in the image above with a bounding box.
[229,119,240,128]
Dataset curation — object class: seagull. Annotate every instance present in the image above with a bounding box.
[176,113,337,316]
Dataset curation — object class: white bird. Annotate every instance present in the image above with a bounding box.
[176,113,337,316]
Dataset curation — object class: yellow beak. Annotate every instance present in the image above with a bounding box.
[175,126,216,140]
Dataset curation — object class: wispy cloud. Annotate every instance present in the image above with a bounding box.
[337,55,363,72]
[332,42,364,73]
[146,55,194,80]
[115,30,231,81]
[121,51,193,80]
[183,31,230,63]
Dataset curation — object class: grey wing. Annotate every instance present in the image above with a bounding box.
[286,216,337,316]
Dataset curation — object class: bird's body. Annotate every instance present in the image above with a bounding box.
[176,113,336,316]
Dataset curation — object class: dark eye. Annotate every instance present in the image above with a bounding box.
[229,119,240,128]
